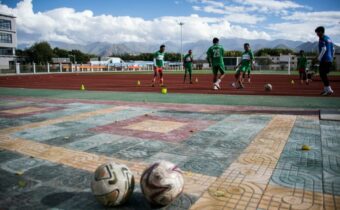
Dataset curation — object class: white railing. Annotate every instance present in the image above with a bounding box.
[0,63,186,75]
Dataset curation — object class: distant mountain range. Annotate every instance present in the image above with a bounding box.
[18,38,339,59]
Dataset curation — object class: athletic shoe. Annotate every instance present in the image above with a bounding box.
[248,78,251,83]
[321,91,333,96]
[324,91,333,96]
[213,86,218,90]
[214,82,221,89]
[231,82,237,88]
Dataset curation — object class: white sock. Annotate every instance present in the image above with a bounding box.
[216,79,221,84]
[326,86,331,92]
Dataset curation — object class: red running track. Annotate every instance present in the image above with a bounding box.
[0,73,339,97]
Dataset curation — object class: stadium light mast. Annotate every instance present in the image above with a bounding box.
[179,22,184,71]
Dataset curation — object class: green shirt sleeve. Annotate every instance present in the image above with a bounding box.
[250,51,254,60]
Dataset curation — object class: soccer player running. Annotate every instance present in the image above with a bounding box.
[297,50,308,85]
[233,43,254,89]
[315,26,335,96]
[152,45,166,87]
[206,38,225,90]
[183,50,194,84]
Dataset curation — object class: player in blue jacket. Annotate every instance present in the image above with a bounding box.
[315,26,335,96]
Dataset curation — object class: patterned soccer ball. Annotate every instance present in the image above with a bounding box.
[140,160,184,207]
[91,162,135,207]
[264,83,272,91]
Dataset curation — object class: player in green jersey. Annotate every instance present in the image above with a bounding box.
[242,44,254,83]
[183,50,194,84]
[297,50,308,85]
[152,45,165,87]
[206,37,225,90]
[233,43,254,89]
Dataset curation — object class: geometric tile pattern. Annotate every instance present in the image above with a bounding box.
[124,119,187,133]
[1,97,340,209]
[91,115,215,143]
[0,105,127,135]
[0,106,63,118]
[191,115,297,209]
[321,120,340,210]
[0,106,47,115]
[0,135,216,199]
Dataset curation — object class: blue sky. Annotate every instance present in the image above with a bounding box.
[1,0,340,44]
[2,0,340,17]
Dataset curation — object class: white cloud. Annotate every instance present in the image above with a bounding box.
[201,0,225,8]
[0,0,271,45]
[283,11,340,23]
[233,0,304,11]
[224,13,266,24]
[188,0,340,44]
[268,11,340,43]
[192,0,306,16]
[190,1,266,24]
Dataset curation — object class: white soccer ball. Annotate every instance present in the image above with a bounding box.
[91,162,135,207]
[264,83,272,91]
[140,160,184,207]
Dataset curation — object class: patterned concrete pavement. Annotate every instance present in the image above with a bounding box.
[0,96,339,209]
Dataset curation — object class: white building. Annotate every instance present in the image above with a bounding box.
[89,57,124,66]
[0,13,16,69]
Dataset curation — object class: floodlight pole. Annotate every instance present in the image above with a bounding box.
[179,22,184,71]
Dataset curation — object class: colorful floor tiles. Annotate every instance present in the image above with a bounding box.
[0,96,339,209]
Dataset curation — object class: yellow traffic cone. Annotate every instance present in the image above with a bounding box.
[137,80,141,86]
[301,144,311,151]
[80,84,85,90]
[291,80,295,85]
[195,77,198,83]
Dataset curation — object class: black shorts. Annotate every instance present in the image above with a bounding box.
[319,61,332,74]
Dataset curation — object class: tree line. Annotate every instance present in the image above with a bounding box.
[224,48,317,57]
[110,53,182,62]
[16,42,96,64]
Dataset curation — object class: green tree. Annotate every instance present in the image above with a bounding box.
[224,51,242,57]
[255,48,294,56]
[165,53,181,61]
[69,49,96,63]
[53,47,69,58]
[111,52,181,61]
[29,41,54,64]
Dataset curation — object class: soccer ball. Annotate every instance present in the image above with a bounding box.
[140,161,184,207]
[91,162,135,207]
[264,83,272,91]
